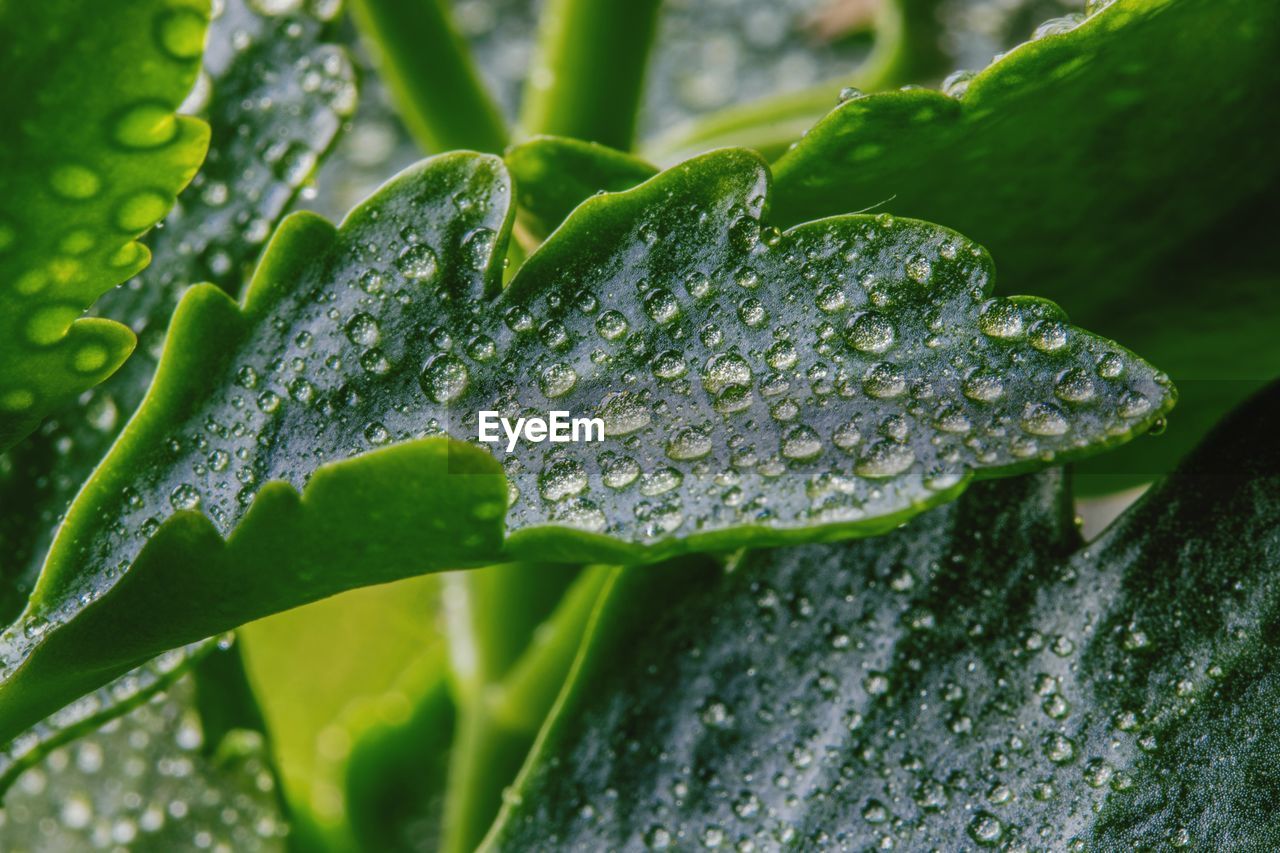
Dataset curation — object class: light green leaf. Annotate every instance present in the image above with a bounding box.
[769,0,1280,484]
[0,149,1171,744]
[486,381,1280,849]
[0,0,211,449]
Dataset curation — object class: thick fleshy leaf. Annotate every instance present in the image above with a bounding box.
[0,0,211,449]
[0,0,357,626]
[0,149,1172,743]
[486,382,1280,850]
[769,0,1280,483]
[505,136,656,241]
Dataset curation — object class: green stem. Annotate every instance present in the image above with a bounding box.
[439,565,608,853]
[348,0,508,153]
[644,0,949,162]
[517,0,664,150]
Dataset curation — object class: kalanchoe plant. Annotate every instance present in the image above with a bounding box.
[0,0,1274,849]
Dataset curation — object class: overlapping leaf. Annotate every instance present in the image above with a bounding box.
[769,0,1280,482]
[0,0,356,789]
[0,0,211,449]
[0,149,1171,745]
[0,0,356,625]
[486,382,1280,849]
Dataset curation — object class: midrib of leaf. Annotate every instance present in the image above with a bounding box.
[0,149,1171,745]
[484,380,1280,848]
[0,0,211,450]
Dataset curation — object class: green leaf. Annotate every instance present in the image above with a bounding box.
[0,0,358,627]
[769,0,1280,483]
[0,0,357,781]
[239,576,445,850]
[486,381,1280,849]
[505,136,656,241]
[0,0,211,449]
[0,149,1172,744]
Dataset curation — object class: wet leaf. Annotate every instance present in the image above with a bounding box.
[0,0,210,449]
[487,382,1280,850]
[0,0,356,788]
[0,149,1171,743]
[770,0,1280,483]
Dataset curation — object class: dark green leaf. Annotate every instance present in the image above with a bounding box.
[0,0,211,449]
[486,382,1280,849]
[0,149,1171,744]
[769,0,1280,484]
[0,0,356,787]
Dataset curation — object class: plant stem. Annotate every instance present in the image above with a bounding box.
[348,0,508,153]
[517,0,663,150]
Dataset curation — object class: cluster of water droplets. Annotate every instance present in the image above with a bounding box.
[493,469,1250,850]
[0,671,284,851]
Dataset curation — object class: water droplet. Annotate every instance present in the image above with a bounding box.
[847,312,895,353]
[644,288,680,323]
[169,484,201,511]
[596,310,629,340]
[963,371,1004,402]
[1055,367,1095,403]
[967,812,1004,846]
[113,102,178,149]
[1021,402,1069,436]
[155,7,208,60]
[419,354,469,403]
[539,459,588,501]
[540,362,578,398]
[701,352,752,395]
[463,227,497,269]
[396,244,438,281]
[856,441,914,478]
[50,165,101,200]
[861,362,906,398]
[344,313,380,347]
[978,299,1024,339]
[115,191,170,231]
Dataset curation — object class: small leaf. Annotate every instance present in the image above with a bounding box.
[769,0,1280,479]
[506,136,656,240]
[0,150,1171,742]
[0,0,212,449]
[486,382,1280,849]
